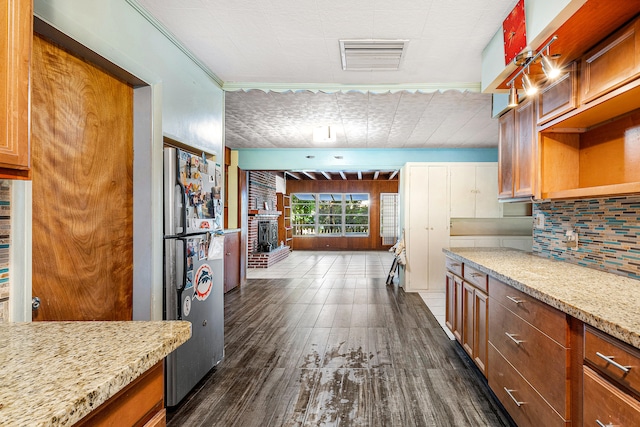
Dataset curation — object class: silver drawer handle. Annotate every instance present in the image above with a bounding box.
[450,263,460,267]
[506,295,523,304]
[470,272,483,278]
[504,388,525,407]
[505,332,524,345]
[596,352,631,373]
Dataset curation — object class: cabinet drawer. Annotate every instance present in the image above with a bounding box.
[585,326,640,396]
[580,16,640,104]
[583,366,640,426]
[488,344,566,427]
[489,277,567,345]
[463,265,487,293]
[445,256,462,276]
[489,299,569,417]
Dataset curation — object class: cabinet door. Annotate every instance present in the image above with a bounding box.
[580,17,640,104]
[405,166,430,291]
[462,281,475,357]
[454,276,463,343]
[0,0,31,173]
[514,98,537,198]
[474,166,501,218]
[498,110,515,198]
[450,165,475,218]
[473,290,488,376]
[427,166,449,291]
[445,272,455,332]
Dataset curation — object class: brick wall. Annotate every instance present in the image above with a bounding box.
[533,195,640,279]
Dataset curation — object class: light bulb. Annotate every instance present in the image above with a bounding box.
[541,54,561,80]
[522,74,538,96]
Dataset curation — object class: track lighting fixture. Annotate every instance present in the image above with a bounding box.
[522,72,538,96]
[541,53,561,80]
[506,35,560,108]
[508,84,518,107]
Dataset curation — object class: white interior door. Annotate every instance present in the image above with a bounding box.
[406,165,430,291]
[475,165,501,218]
[427,166,449,292]
[449,165,475,218]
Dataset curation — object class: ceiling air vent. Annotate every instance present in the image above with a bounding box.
[339,39,409,71]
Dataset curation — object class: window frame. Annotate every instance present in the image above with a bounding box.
[291,192,370,237]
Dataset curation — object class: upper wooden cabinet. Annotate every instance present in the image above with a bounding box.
[580,17,640,105]
[0,0,32,178]
[498,97,537,200]
[537,62,578,125]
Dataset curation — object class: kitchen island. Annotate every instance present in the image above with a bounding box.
[0,320,191,426]
[444,247,640,349]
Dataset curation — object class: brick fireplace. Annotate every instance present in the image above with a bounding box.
[247,171,290,268]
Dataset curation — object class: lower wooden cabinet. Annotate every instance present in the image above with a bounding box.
[75,362,165,426]
[583,365,640,426]
[445,257,487,377]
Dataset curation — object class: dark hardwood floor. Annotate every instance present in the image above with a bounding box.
[167,277,513,426]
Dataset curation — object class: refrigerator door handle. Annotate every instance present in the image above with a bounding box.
[175,152,188,236]
[175,237,190,320]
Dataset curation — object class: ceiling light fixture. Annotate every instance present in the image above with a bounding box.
[506,35,559,106]
[541,53,562,80]
[521,72,538,96]
[313,126,336,143]
[508,83,519,107]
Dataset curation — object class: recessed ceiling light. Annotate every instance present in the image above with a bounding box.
[313,126,335,143]
[334,156,343,159]
[306,155,315,159]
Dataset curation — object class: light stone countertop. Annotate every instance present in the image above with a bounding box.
[0,320,191,426]
[443,247,640,349]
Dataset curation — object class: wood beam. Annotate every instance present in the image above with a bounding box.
[357,171,362,180]
[389,170,398,180]
[301,171,317,180]
[285,171,301,180]
[320,171,332,180]
[373,171,379,180]
[339,171,347,180]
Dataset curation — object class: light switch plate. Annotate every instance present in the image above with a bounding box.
[534,213,545,229]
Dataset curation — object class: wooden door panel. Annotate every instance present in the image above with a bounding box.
[31,35,133,320]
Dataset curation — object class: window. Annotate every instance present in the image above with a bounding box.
[292,193,369,236]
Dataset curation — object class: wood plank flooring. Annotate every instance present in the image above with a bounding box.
[167,277,513,426]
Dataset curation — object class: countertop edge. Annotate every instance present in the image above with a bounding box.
[443,248,640,349]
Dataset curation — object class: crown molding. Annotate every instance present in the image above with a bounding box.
[126,0,224,88]
[222,82,482,93]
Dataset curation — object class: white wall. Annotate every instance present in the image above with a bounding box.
[10,0,224,321]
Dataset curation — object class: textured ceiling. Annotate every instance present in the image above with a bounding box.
[135,0,518,150]
[225,89,497,149]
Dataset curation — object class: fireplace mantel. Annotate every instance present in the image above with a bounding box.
[248,209,281,216]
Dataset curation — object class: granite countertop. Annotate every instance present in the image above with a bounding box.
[443,247,640,349]
[0,320,191,426]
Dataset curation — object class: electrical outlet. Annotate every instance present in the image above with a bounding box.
[534,213,545,229]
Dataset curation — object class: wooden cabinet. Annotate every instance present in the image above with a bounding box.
[537,62,578,125]
[0,0,32,178]
[400,164,449,292]
[444,256,487,376]
[583,365,640,426]
[75,362,165,427]
[535,15,640,200]
[580,17,640,104]
[582,326,640,426]
[276,193,293,250]
[488,277,570,425]
[498,98,537,200]
[223,231,240,293]
[498,110,515,199]
[450,164,501,218]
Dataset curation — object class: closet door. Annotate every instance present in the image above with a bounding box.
[427,166,449,291]
[406,165,430,291]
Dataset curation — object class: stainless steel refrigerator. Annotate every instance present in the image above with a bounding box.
[163,146,224,407]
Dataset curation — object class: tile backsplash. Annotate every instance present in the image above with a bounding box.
[0,180,10,321]
[533,196,640,279]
